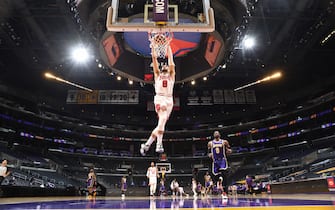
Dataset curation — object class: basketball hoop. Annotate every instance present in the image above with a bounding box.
[148,30,173,58]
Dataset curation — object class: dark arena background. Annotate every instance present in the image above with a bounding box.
[1,0,335,209]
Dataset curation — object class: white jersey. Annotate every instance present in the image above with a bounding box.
[170,180,179,190]
[147,166,158,184]
[0,166,7,177]
[155,74,174,97]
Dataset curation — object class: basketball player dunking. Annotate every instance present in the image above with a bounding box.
[208,131,232,198]
[140,42,175,155]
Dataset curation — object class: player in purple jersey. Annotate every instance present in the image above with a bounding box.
[121,176,127,198]
[245,175,253,194]
[208,131,232,197]
[87,169,97,200]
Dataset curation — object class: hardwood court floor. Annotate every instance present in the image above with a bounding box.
[0,194,334,209]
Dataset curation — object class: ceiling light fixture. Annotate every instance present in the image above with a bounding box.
[70,45,90,64]
[242,36,256,49]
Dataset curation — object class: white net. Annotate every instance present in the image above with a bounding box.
[148,31,173,58]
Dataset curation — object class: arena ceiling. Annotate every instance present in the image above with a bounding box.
[0,0,334,102]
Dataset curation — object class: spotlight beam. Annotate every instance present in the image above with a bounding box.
[234,72,282,91]
[321,29,335,45]
[234,80,261,91]
[45,72,93,92]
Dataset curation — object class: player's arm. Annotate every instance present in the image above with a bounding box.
[156,167,160,178]
[224,140,232,154]
[207,141,213,159]
[167,45,175,79]
[4,170,10,177]
[151,46,160,79]
[146,168,150,178]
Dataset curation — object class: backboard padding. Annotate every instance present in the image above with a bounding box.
[106,0,215,32]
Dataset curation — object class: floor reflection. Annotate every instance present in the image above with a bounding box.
[0,194,334,209]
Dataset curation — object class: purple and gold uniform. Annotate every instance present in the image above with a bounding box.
[211,139,228,175]
[87,177,94,188]
[121,177,127,192]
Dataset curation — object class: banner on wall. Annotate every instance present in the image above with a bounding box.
[245,90,257,104]
[66,90,98,104]
[186,89,256,105]
[66,90,139,104]
[235,90,246,104]
[213,89,224,104]
[224,90,235,104]
[187,90,213,105]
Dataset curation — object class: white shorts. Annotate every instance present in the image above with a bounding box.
[154,95,173,116]
[149,177,157,185]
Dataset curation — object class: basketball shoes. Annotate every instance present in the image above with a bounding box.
[140,144,149,156]
[155,143,164,153]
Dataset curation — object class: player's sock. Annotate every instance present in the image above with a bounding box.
[157,133,163,146]
[141,135,155,154]
[155,133,164,153]
[146,135,155,147]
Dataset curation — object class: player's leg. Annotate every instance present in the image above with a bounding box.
[122,182,127,197]
[93,188,97,198]
[220,170,228,197]
[155,116,167,153]
[192,182,197,197]
[140,127,158,155]
[149,183,153,196]
[218,159,228,197]
[155,129,164,153]
[141,96,165,155]
[204,181,209,196]
[141,97,162,155]
[153,182,157,196]
[210,161,220,196]
[156,98,173,152]
[155,102,169,153]
[156,106,168,131]
[150,182,156,196]
[212,174,224,197]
